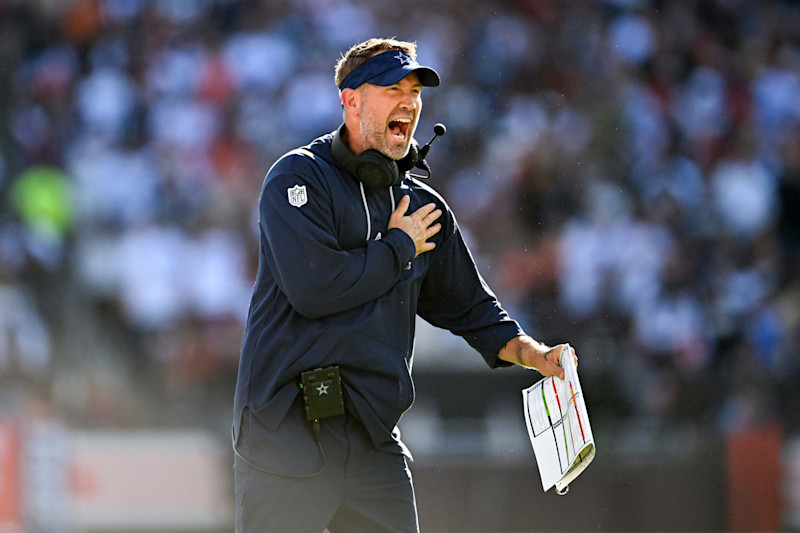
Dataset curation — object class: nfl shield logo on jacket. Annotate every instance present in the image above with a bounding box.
[287,185,307,207]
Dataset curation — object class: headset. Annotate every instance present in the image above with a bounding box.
[330,123,446,189]
[331,125,418,189]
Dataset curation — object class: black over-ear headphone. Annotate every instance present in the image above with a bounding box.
[331,125,419,189]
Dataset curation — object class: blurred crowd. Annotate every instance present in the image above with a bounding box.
[0,0,799,439]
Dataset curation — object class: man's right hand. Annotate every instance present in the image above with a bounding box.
[388,195,442,257]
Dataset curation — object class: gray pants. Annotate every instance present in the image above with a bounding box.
[234,401,419,533]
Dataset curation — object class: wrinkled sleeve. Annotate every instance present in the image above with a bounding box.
[260,154,416,319]
[417,207,522,368]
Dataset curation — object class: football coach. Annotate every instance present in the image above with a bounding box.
[232,37,578,533]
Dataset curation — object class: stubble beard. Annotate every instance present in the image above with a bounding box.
[359,100,412,160]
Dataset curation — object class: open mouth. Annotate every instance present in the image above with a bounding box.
[388,117,411,141]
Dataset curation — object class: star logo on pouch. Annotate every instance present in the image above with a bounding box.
[316,382,330,396]
[394,52,412,66]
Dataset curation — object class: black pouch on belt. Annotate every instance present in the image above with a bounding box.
[300,366,345,421]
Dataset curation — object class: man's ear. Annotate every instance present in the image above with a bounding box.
[340,88,360,115]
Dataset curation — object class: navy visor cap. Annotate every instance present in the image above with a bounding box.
[338,50,440,91]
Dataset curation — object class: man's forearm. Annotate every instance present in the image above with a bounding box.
[498,335,565,379]
[498,335,549,366]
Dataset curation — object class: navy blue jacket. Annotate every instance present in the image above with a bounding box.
[233,130,522,457]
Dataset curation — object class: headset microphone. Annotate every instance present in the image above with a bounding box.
[418,123,447,161]
[332,123,447,186]
[414,123,447,179]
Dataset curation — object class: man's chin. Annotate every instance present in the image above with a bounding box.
[367,135,409,160]
[385,142,410,161]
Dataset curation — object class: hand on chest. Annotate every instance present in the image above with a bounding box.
[337,183,419,246]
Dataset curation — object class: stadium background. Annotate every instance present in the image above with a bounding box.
[0,0,799,530]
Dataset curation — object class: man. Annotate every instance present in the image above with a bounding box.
[232,37,577,533]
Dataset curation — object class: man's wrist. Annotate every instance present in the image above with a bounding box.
[497,335,550,368]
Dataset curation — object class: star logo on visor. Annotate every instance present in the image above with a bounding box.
[394,52,412,66]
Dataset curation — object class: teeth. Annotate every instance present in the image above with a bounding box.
[389,117,410,141]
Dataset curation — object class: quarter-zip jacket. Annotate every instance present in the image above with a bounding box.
[233,130,522,456]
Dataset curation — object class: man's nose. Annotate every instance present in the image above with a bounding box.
[399,93,417,110]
